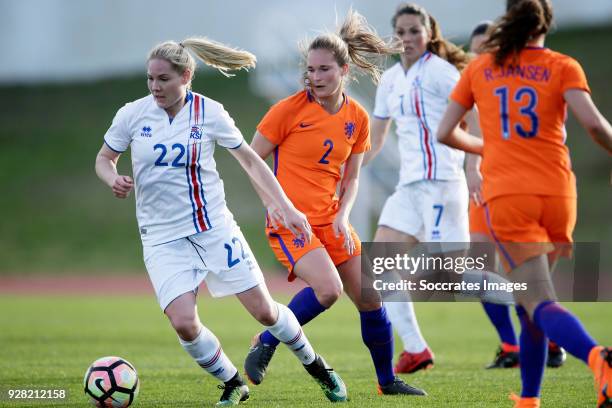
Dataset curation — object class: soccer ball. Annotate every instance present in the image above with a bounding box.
[83,356,140,408]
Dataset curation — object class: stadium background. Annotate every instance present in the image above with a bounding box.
[0,1,611,407]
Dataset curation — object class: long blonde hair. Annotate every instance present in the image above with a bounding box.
[147,37,256,87]
[304,9,403,85]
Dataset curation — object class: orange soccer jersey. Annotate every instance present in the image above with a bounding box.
[451,47,589,202]
[451,48,589,268]
[257,90,371,225]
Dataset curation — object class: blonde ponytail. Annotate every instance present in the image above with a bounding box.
[147,37,256,86]
[181,37,256,77]
[339,9,403,83]
[306,9,402,85]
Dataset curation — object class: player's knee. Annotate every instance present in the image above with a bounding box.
[355,299,382,312]
[174,322,200,341]
[515,291,556,320]
[518,300,546,320]
[167,313,200,341]
[252,304,278,326]
[314,280,343,307]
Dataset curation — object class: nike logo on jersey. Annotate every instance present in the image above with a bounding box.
[299,122,313,128]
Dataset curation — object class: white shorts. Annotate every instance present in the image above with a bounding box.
[378,180,469,248]
[143,214,265,311]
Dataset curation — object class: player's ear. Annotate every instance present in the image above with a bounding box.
[303,72,311,88]
[341,64,349,76]
[181,68,192,85]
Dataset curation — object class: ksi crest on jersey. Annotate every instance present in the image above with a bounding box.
[190,124,204,139]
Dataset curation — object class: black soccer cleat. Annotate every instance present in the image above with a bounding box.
[546,343,567,368]
[216,372,249,407]
[244,333,277,385]
[377,376,427,396]
[486,346,520,369]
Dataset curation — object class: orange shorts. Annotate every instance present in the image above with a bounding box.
[484,195,576,271]
[469,199,489,235]
[266,223,361,281]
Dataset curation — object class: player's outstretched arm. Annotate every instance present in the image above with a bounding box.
[437,101,483,155]
[362,117,392,166]
[95,144,134,199]
[564,89,612,154]
[228,142,312,242]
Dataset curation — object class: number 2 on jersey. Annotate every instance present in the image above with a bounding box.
[318,139,334,164]
[494,86,539,139]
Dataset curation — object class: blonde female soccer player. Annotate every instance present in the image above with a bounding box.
[244,9,426,397]
[95,37,347,406]
[437,0,612,406]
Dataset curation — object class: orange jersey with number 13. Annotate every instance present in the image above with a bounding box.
[451,47,590,201]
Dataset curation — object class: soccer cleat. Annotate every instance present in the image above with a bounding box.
[546,342,566,368]
[377,376,427,396]
[589,346,612,408]
[303,354,348,402]
[486,345,520,369]
[509,393,540,408]
[244,333,276,385]
[215,373,249,407]
[394,348,434,374]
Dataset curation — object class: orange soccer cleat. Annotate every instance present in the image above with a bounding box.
[589,346,612,408]
[509,393,540,408]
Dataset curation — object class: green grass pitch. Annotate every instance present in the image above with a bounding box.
[0,295,610,407]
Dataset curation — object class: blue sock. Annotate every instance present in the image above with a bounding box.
[533,301,597,364]
[260,287,326,347]
[360,307,395,386]
[482,302,517,346]
[516,306,547,398]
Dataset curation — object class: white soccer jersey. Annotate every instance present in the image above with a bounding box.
[104,91,243,246]
[374,52,465,186]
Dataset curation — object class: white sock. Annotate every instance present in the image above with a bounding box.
[384,300,428,353]
[266,303,316,365]
[179,325,237,382]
